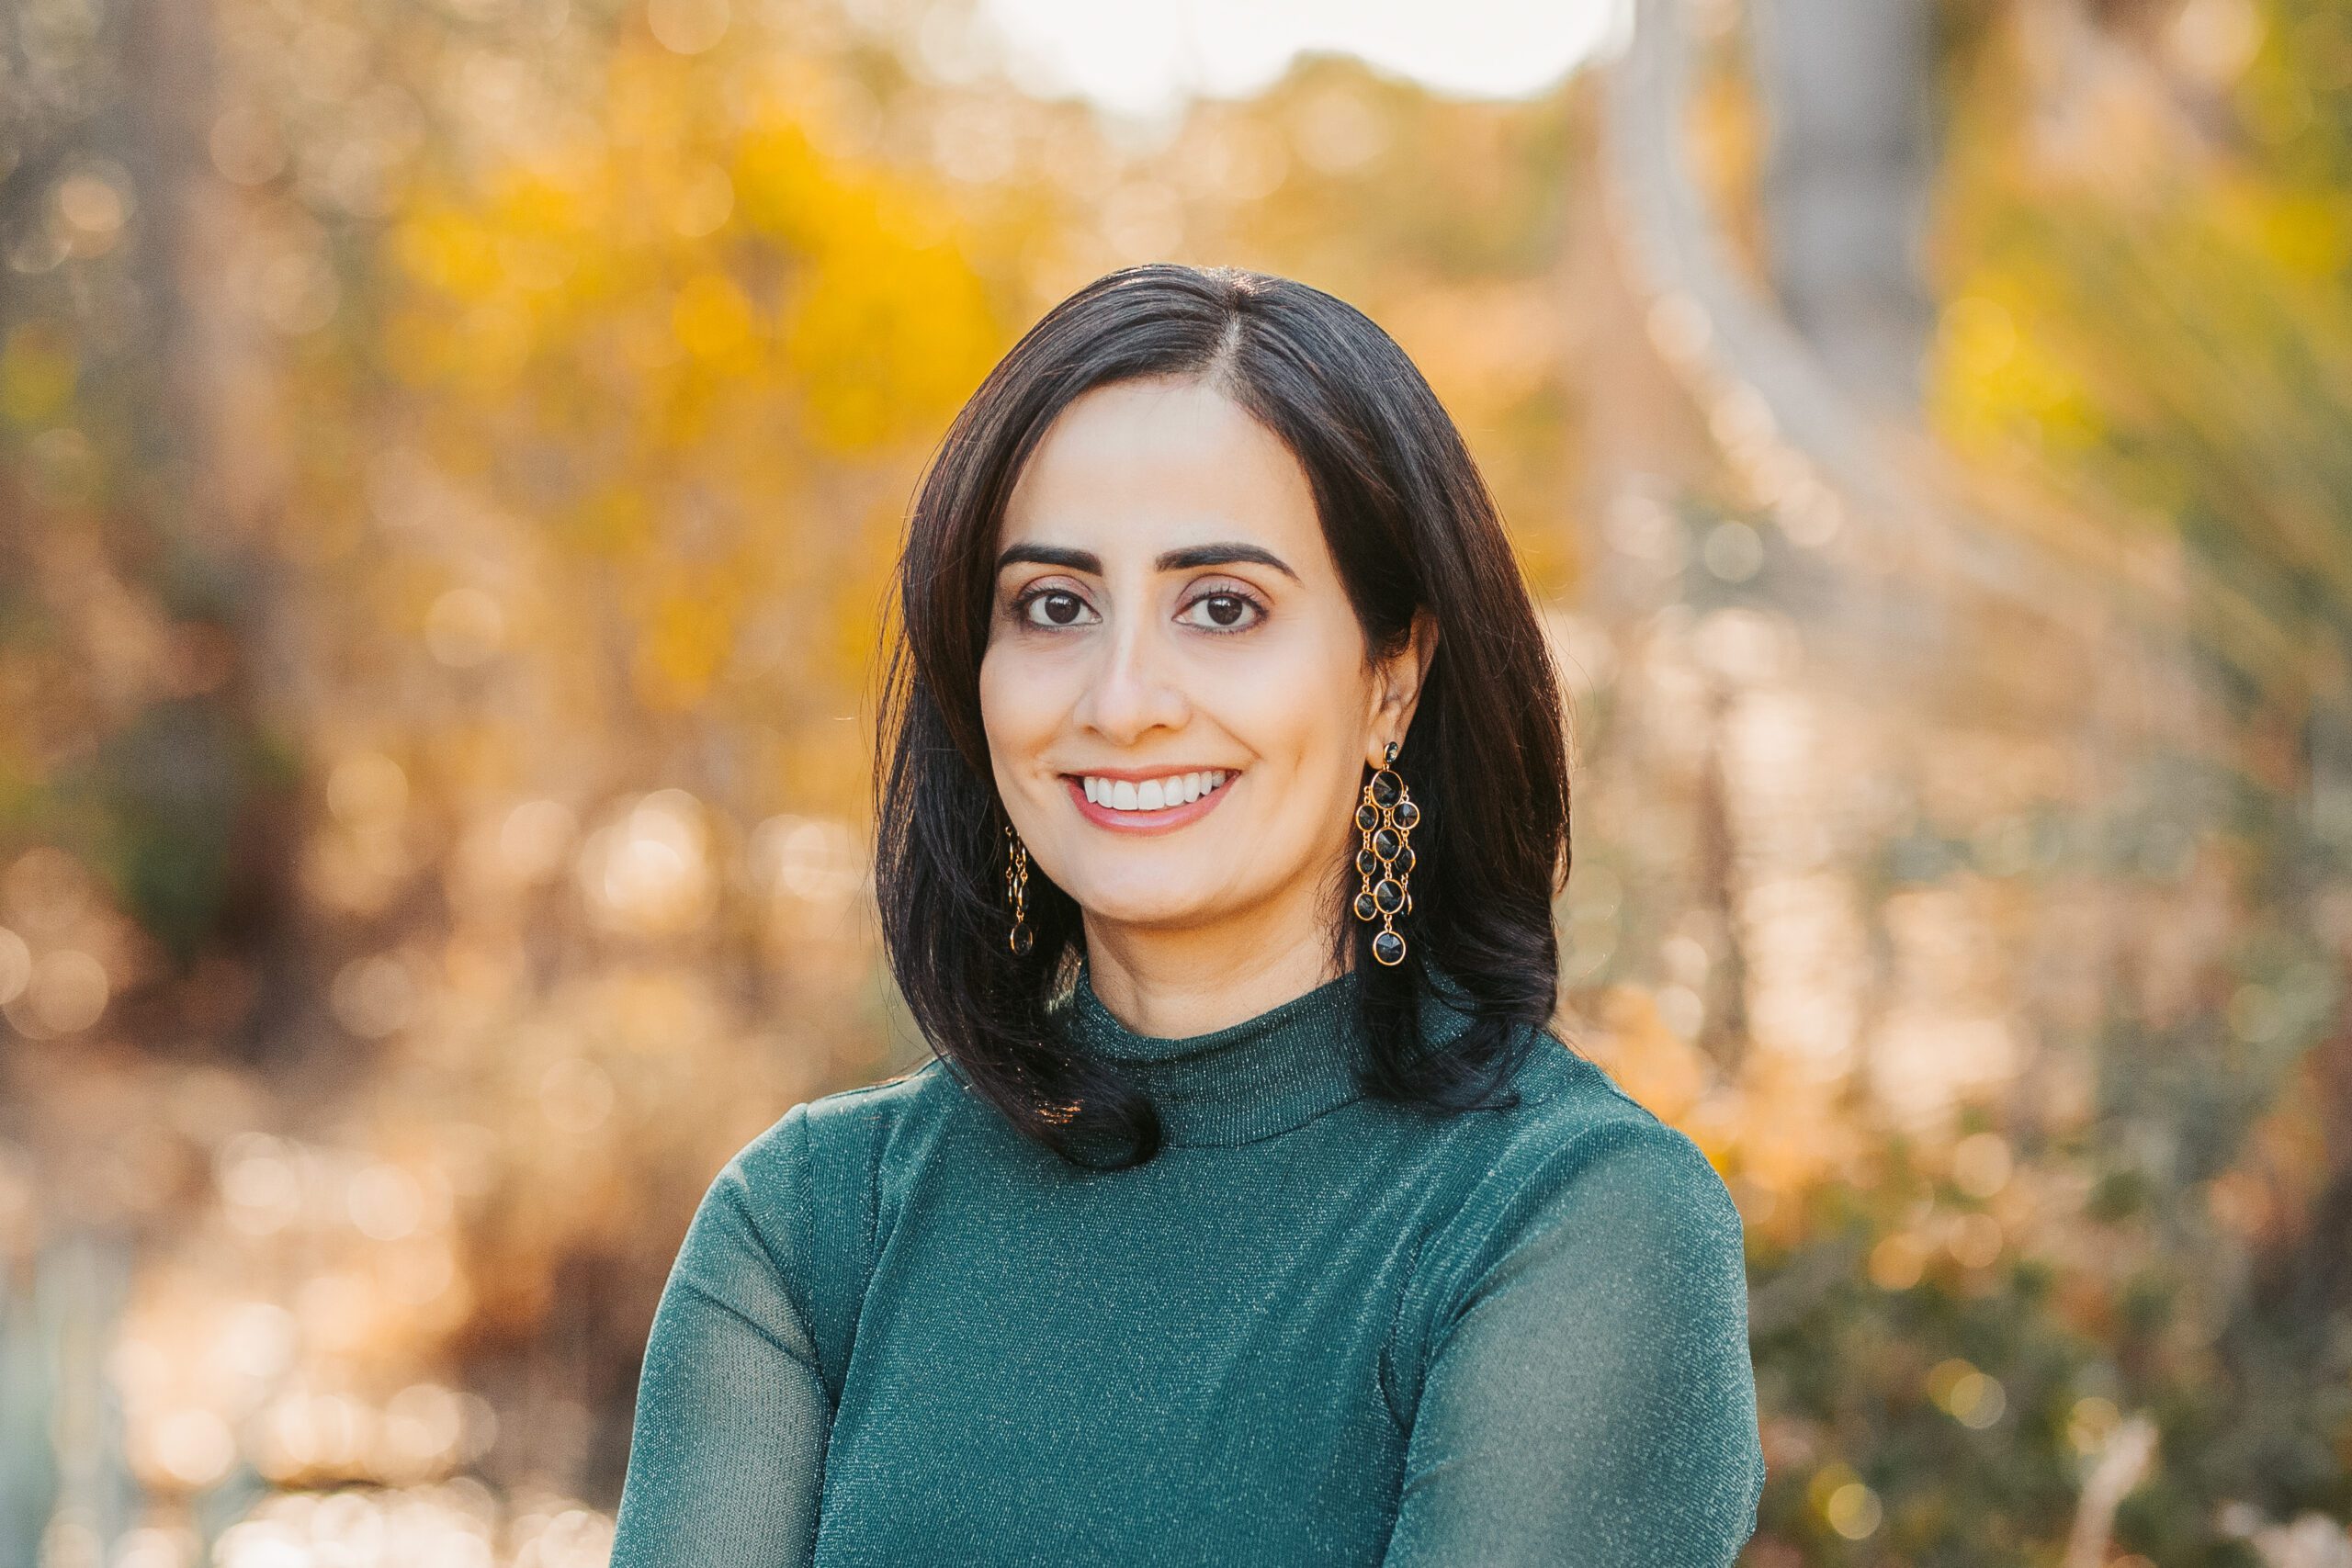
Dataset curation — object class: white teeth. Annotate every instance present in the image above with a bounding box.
[1080,771,1233,813]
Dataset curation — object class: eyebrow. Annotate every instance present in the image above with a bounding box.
[994,541,1302,584]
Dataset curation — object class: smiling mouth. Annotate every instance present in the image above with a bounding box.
[1064,769,1236,815]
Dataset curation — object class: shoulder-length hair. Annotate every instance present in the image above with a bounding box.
[872,262,1571,1170]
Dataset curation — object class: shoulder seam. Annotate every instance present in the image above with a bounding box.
[767,1104,827,1382]
[1416,1112,1713,1323]
[1377,1045,1634,1427]
[786,1084,891,1406]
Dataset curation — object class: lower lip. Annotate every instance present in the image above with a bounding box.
[1063,774,1238,834]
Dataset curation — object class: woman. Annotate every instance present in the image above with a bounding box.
[608,264,1766,1566]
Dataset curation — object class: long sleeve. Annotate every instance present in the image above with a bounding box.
[1381,1115,1767,1568]
[609,1118,833,1568]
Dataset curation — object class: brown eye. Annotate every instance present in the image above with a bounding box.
[1016,587,1096,628]
[1180,590,1266,633]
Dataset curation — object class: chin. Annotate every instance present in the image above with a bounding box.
[1064,876,1223,930]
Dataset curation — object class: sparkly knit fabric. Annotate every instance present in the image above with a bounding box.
[609,960,1767,1566]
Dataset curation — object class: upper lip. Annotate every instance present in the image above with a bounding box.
[1061,765,1238,782]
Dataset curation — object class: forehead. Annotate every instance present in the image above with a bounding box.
[1000,377,1322,555]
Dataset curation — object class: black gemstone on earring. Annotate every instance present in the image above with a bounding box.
[1393,843,1415,877]
[1355,802,1382,832]
[1355,847,1381,878]
[1370,771,1400,808]
[1374,877,1404,914]
[1010,924,1034,956]
[1372,827,1400,861]
[1393,797,1419,829]
[1372,929,1406,966]
[1353,890,1379,922]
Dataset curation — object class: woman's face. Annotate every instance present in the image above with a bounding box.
[978,374,1435,962]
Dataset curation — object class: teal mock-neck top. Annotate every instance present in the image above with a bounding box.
[609,960,1767,1566]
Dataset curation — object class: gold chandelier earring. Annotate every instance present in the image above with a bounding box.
[1351,740,1419,967]
[1003,821,1035,956]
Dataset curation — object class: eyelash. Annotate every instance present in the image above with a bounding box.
[1010,584,1269,634]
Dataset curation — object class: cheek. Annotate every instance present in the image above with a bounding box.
[1215,627,1369,760]
[1211,673,1374,840]
[978,642,1062,756]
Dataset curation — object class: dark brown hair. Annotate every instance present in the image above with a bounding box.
[872,263,1571,1169]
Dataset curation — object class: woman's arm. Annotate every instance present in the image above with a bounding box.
[1381,1117,1767,1568]
[610,1125,834,1568]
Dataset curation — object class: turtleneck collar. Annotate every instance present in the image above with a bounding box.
[1054,956,1477,1148]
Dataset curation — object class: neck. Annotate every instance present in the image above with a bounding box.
[1056,953,1372,1147]
[1078,912,1347,1041]
[1048,950,1483,1149]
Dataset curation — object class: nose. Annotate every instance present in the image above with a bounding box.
[1071,609,1189,746]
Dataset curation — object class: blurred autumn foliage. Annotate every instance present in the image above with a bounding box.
[2,0,2349,1562]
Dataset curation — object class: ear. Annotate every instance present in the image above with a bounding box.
[1365,607,1440,768]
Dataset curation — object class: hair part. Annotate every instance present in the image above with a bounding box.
[872,262,1572,1170]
